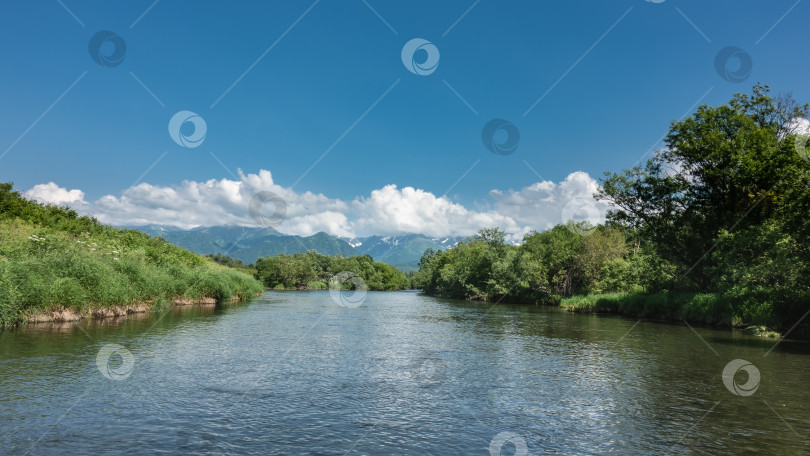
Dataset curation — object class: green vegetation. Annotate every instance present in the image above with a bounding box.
[255,250,410,291]
[560,293,737,324]
[413,225,664,303]
[205,253,253,270]
[415,85,810,336]
[0,183,264,326]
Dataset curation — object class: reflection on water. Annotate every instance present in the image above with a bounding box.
[1,291,808,455]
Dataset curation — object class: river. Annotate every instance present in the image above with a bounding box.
[1,290,808,455]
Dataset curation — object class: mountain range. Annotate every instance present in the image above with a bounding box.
[342,234,463,271]
[129,225,465,271]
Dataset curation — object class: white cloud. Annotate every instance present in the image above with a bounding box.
[352,185,526,238]
[25,182,87,206]
[490,171,611,232]
[283,211,353,238]
[25,169,610,240]
[87,170,351,234]
[787,117,810,136]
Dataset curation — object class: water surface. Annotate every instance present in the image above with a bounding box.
[1,291,808,455]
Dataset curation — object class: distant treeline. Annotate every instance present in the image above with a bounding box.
[414,84,810,335]
[205,253,251,270]
[255,250,410,291]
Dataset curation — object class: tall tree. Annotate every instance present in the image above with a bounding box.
[599,84,808,290]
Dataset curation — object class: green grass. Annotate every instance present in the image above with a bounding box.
[559,292,776,328]
[306,281,328,290]
[0,183,264,326]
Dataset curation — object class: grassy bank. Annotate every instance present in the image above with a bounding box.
[560,292,808,337]
[560,293,737,324]
[0,183,264,326]
[268,281,328,291]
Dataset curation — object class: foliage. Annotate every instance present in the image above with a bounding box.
[254,250,409,291]
[599,83,809,289]
[415,226,651,304]
[560,293,736,325]
[205,253,253,270]
[415,85,810,334]
[0,183,264,326]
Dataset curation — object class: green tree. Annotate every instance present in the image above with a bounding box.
[599,84,808,289]
[255,250,409,291]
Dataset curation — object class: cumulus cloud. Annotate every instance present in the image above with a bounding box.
[90,169,351,235]
[25,182,87,206]
[490,171,611,232]
[25,169,610,240]
[352,185,527,239]
[787,117,810,136]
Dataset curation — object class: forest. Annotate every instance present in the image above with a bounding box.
[255,250,410,291]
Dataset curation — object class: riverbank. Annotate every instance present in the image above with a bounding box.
[0,183,265,327]
[560,292,735,323]
[560,292,788,338]
[23,294,261,324]
[413,226,808,338]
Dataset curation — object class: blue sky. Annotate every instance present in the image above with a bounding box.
[0,0,807,237]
